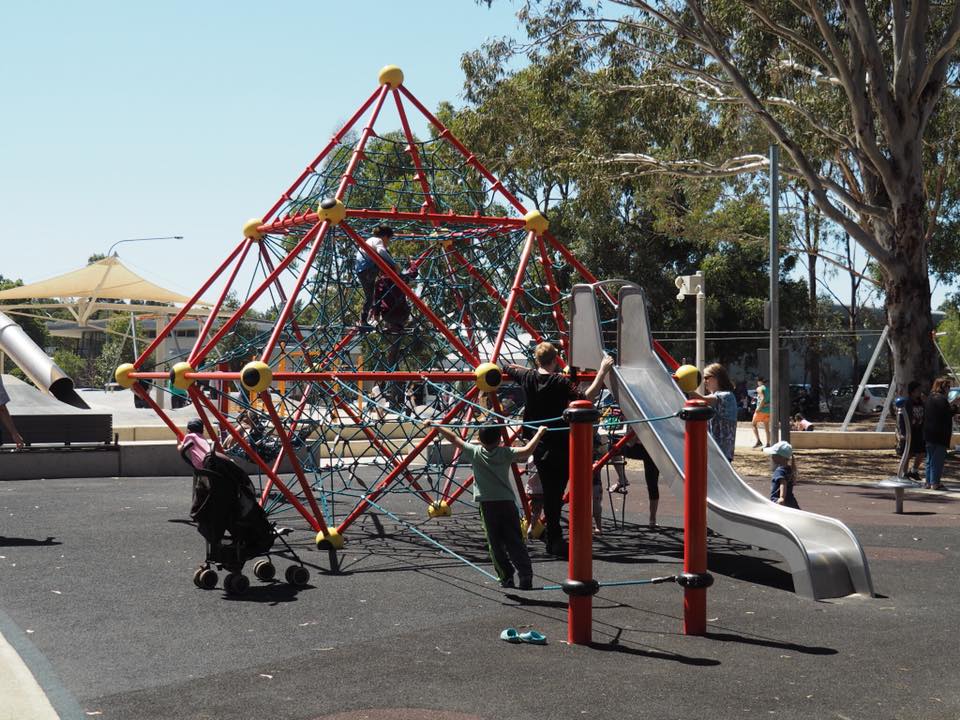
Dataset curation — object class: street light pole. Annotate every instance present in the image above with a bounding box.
[104,235,184,410]
[106,235,184,258]
[676,271,706,388]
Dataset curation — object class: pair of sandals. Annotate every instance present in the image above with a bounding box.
[500,628,547,645]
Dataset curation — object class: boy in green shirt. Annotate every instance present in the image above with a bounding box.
[434,422,547,590]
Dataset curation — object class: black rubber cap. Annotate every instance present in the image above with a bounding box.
[485,367,502,388]
[676,572,714,589]
[561,578,600,597]
[320,197,337,210]
[679,405,715,422]
[563,406,599,424]
[242,367,261,388]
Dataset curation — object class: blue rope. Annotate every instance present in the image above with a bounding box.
[361,496,500,582]
[539,576,678,591]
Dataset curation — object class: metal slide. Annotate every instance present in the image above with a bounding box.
[0,310,88,409]
[569,283,874,600]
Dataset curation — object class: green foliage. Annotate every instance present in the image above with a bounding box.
[0,275,50,349]
[92,315,140,386]
[936,300,960,373]
[53,349,86,380]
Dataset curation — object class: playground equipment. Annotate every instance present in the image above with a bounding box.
[569,283,874,600]
[877,396,923,513]
[0,310,87,409]
[117,65,873,603]
[116,65,617,556]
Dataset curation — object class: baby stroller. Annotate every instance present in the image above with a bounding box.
[186,450,310,595]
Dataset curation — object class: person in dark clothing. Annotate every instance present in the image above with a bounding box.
[922,376,958,490]
[619,434,661,527]
[355,225,396,328]
[897,380,925,482]
[504,342,614,556]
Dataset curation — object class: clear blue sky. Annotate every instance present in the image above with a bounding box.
[0,1,522,297]
[1,1,950,313]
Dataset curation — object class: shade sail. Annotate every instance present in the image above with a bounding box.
[0,256,192,304]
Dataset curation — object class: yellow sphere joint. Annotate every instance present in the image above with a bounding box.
[378,65,404,88]
[475,362,503,393]
[524,210,550,235]
[240,361,273,393]
[520,517,545,541]
[115,363,136,389]
[317,197,346,226]
[242,218,263,240]
[169,362,196,391]
[427,500,451,518]
[316,529,344,550]
[672,364,702,393]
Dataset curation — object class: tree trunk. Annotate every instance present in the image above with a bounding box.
[882,203,938,395]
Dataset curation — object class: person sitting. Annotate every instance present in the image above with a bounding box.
[791,413,815,432]
[178,418,211,471]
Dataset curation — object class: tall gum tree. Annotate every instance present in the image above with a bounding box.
[491,0,960,390]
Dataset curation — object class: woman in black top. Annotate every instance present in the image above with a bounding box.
[922,376,958,490]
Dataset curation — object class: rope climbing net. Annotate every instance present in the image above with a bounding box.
[118,67,631,549]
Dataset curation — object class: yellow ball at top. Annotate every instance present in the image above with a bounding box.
[378,65,404,88]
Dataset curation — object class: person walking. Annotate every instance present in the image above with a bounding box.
[752,376,771,449]
[0,374,25,449]
[922,376,958,490]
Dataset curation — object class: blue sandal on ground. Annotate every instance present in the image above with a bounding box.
[500,628,521,643]
[519,630,547,645]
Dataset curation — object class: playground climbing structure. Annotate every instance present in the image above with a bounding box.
[115,66,615,548]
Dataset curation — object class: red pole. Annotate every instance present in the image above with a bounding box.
[563,399,600,645]
[679,398,715,636]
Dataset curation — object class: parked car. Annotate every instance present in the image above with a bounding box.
[827,384,889,420]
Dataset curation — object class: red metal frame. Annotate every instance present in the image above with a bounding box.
[682,399,709,636]
[128,71,697,553]
[567,400,596,645]
[490,231,537,365]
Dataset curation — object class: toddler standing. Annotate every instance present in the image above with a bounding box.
[764,440,800,509]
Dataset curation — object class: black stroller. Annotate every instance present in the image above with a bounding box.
[186,449,310,595]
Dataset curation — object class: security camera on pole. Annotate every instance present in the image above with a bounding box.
[675,271,705,390]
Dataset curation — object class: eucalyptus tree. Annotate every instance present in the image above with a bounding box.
[485,0,960,389]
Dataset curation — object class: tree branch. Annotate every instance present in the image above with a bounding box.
[680,0,893,264]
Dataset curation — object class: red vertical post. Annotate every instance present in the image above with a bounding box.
[563,399,600,646]
[679,398,715,636]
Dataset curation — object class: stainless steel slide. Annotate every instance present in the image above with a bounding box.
[570,283,874,600]
[0,310,88,409]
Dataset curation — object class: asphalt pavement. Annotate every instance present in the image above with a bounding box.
[1,466,959,720]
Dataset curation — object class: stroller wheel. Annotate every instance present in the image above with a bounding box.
[224,572,249,595]
[253,559,276,581]
[285,565,309,586]
[197,568,218,590]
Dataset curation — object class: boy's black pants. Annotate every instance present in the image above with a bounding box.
[479,500,532,582]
